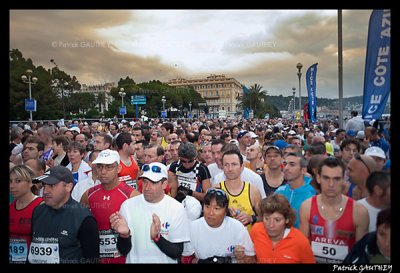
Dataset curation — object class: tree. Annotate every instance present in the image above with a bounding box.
[238,84,268,117]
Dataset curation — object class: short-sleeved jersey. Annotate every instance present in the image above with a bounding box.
[120,194,190,263]
[169,160,211,193]
[88,182,133,263]
[187,216,255,260]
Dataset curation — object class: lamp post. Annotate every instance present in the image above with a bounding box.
[21,69,38,121]
[161,96,166,111]
[189,101,192,117]
[52,79,69,116]
[296,63,303,116]
[292,87,296,116]
[118,88,126,120]
[288,99,292,118]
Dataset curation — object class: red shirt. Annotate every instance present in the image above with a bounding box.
[9,196,43,263]
[309,195,356,263]
[88,182,133,264]
[118,156,139,189]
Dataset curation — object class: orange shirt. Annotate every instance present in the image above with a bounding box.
[250,223,316,263]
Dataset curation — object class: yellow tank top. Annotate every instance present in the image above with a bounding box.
[161,136,168,149]
[220,181,256,232]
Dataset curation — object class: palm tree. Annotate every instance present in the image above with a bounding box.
[238,83,268,115]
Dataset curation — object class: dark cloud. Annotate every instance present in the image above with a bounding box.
[10,10,180,84]
[10,10,373,98]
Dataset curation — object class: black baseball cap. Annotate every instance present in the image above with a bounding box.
[35,166,74,185]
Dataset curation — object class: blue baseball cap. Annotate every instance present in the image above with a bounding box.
[237,130,249,140]
[273,140,289,150]
[346,129,356,137]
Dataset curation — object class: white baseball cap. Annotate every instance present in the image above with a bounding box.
[68,127,80,134]
[139,162,168,182]
[182,195,202,221]
[364,146,386,159]
[356,131,365,139]
[92,149,120,165]
[249,131,258,138]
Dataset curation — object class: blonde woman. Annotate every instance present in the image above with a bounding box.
[9,165,43,263]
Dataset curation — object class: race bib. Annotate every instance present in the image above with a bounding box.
[177,174,197,191]
[28,242,60,264]
[126,180,137,189]
[312,241,348,263]
[99,230,120,258]
[9,238,28,263]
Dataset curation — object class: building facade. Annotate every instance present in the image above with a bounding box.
[80,82,116,113]
[166,74,243,117]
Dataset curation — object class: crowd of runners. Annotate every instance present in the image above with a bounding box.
[9,111,391,264]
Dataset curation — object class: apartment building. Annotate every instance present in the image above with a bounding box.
[166,74,243,117]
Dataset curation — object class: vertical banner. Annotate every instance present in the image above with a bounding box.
[242,85,250,119]
[362,10,390,121]
[306,63,318,123]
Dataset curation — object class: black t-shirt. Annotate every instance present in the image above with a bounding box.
[169,160,211,192]
[260,173,287,197]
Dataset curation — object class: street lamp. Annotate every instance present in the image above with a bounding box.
[161,96,166,111]
[189,101,192,116]
[21,69,38,121]
[52,79,69,116]
[118,88,126,119]
[292,87,296,115]
[296,63,303,116]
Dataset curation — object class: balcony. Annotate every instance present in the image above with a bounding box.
[203,94,220,99]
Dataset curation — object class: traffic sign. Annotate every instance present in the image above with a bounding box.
[188,113,193,118]
[161,110,167,118]
[131,95,146,105]
[120,106,127,115]
[25,99,37,112]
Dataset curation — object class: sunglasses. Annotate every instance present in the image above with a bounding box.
[142,164,162,173]
[354,154,371,174]
[206,188,228,198]
[180,158,195,164]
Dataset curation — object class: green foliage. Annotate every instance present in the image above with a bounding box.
[10,49,81,120]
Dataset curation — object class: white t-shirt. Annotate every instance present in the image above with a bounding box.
[212,167,266,199]
[71,177,101,202]
[357,198,382,232]
[207,163,223,184]
[120,194,190,263]
[185,216,255,259]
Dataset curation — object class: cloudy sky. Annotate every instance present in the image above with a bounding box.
[10,9,373,98]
